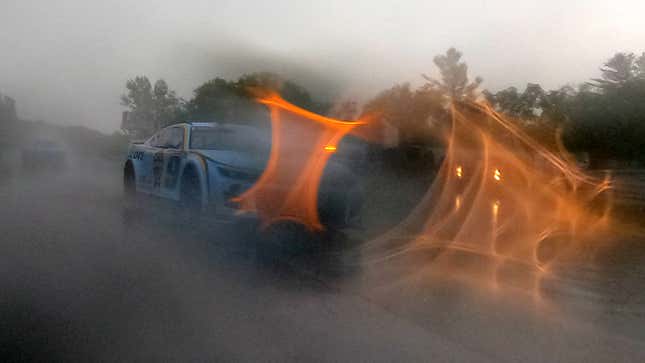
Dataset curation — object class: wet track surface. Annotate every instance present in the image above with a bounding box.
[1,158,644,362]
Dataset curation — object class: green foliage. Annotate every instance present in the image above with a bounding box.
[328,100,359,120]
[187,72,325,125]
[485,51,645,166]
[153,79,184,128]
[188,77,243,121]
[121,76,153,112]
[485,83,545,120]
[363,47,480,146]
[422,47,483,101]
[116,49,645,168]
[566,76,645,165]
[363,83,446,145]
[236,72,322,112]
[590,52,644,90]
[121,76,184,134]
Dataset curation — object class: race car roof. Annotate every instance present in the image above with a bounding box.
[187,121,218,127]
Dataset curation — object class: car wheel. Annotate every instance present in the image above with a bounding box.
[180,167,202,214]
[123,163,137,209]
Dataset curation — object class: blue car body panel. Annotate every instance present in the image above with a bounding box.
[125,122,363,226]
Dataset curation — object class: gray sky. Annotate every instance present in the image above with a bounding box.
[1,0,643,133]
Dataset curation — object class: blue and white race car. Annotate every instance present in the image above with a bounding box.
[123,122,363,228]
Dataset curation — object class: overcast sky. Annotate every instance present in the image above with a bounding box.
[1,0,643,132]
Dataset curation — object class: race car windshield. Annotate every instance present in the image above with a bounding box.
[190,126,270,155]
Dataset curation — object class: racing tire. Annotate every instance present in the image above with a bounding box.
[179,167,203,217]
[122,162,141,228]
[123,162,137,209]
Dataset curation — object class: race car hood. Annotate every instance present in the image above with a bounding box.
[196,149,357,180]
[193,149,267,172]
[195,148,360,190]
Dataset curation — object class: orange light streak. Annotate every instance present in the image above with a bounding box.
[363,100,613,296]
[233,91,372,231]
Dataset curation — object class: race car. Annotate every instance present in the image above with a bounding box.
[123,122,363,228]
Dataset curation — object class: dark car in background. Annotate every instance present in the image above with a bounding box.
[21,139,67,172]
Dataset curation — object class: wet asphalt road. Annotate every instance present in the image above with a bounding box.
[1,158,644,362]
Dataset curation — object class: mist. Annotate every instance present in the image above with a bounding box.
[2,0,644,132]
[3,2,645,360]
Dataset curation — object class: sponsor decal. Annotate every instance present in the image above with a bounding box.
[128,151,144,160]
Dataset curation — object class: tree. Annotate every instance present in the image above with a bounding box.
[235,72,323,113]
[153,79,184,128]
[363,83,446,144]
[187,72,323,125]
[485,87,520,117]
[328,99,359,120]
[636,52,645,78]
[484,83,580,148]
[121,76,154,136]
[361,48,483,148]
[422,47,483,101]
[486,83,546,121]
[121,76,153,119]
[0,93,17,124]
[187,78,239,121]
[121,76,184,137]
[590,52,639,90]
[564,52,645,165]
[539,85,576,125]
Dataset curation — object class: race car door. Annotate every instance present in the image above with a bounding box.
[136,131,163,193]
[159,126,185,200]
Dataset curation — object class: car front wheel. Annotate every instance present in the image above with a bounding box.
[123,163,137,209]
[180,167,203,214]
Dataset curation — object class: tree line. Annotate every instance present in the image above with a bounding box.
[121,49,645,167]
[120,72,324,137]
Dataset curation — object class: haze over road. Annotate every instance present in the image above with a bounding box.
[1,157,644,361]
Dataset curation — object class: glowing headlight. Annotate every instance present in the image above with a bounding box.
[493,168,501,182]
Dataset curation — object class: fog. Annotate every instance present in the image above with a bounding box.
[3,3,645,358]
[2,147,644,361]
[1,0,644,132]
